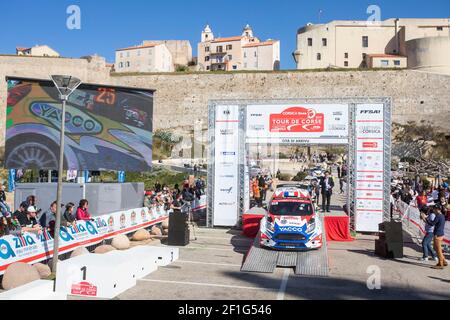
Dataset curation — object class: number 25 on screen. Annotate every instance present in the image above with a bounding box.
[95,88,116,105]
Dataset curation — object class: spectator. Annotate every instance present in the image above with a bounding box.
[252,178,262,207]
[416,191,428,210]
[181,185,195,202]
[144,191,153,209]
[0,217,22,237]
[39,201,57,228]
[76,199,94,221]
[258,175,267,202]
[63,202,77,226]
[13,202,28,220]
[419,207,438,262]
[154,181,162,193]
[0,185,11,217]
[425,206,448,269]
[16,206,42,235]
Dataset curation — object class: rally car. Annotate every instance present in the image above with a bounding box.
[259,188,323,251]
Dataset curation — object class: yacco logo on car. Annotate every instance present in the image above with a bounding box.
[30,102,102,134]
[279,226,304,233]
[270,107,325,133]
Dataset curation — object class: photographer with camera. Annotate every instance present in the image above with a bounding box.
[419,206,438,262]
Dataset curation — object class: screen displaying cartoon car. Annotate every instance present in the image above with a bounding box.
[5,78,154,172]
[259,188,323,251]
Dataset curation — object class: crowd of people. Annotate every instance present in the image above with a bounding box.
[391,177,449,269]
[251,174,274,207]
[143,178,206,212]
[289,151,331,164]
[0,193,94,238]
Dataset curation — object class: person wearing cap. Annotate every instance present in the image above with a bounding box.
[144,191,153,209]
[16,206,42,235]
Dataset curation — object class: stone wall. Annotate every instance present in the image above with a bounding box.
[1,54,449,148]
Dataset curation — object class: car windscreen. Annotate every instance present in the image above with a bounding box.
[269,201,313,216]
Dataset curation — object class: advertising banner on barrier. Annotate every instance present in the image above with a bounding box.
[213,105,240,226]
[0,206,170,274]
[354,104,386,232]
[246,104,349,145]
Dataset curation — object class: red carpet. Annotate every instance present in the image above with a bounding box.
[324,215,354,242]
[242,213,265,238]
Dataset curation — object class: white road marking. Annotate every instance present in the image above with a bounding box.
[139,279,277,292]
[182,246,248,252]
[177,260,242,267]
[277,269,291,300]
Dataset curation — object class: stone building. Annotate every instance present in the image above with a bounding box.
[293,18,450,74]
[143,40,192,67]
[16,45,60,57]
[197,24,280,71]
[115,43,174,73]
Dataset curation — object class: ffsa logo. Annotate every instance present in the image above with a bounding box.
[360,110,381,114]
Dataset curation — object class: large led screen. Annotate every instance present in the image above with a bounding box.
[5,77,154,171]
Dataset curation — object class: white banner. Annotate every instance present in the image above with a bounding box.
[355,104,386,232]
[246,104,349,144]
[213,105,240,226]
[0,206,170,274]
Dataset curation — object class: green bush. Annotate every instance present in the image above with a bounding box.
[292,172,308,182]
[277,174,292,182]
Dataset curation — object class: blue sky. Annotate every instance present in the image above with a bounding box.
[0,0,449,69]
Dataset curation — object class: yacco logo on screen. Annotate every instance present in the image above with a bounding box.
[270,107,324,133]
[30,102,102,134]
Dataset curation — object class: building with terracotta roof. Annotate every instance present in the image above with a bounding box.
[198,24,280,71]
[16,45,60,57]
[115,42,174,73]
[293,18,450,74]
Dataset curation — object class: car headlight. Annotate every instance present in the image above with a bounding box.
[266,221,275,232]
[306,222,316,234]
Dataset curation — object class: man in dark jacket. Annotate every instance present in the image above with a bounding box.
[320,171,335,213]
[424,205,448,269]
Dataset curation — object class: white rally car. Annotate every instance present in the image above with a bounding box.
[259,188,323,251]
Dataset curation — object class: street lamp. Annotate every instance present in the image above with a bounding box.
[50,75,82,278]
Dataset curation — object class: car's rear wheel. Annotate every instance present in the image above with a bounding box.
[5,135,67,170]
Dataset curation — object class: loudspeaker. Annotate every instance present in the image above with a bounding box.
[379,222,403,243]
[168,227,190,246]
[376,221,404,259]
[169,210,188,231]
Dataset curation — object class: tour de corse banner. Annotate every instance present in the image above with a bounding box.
[0,206,170,274]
